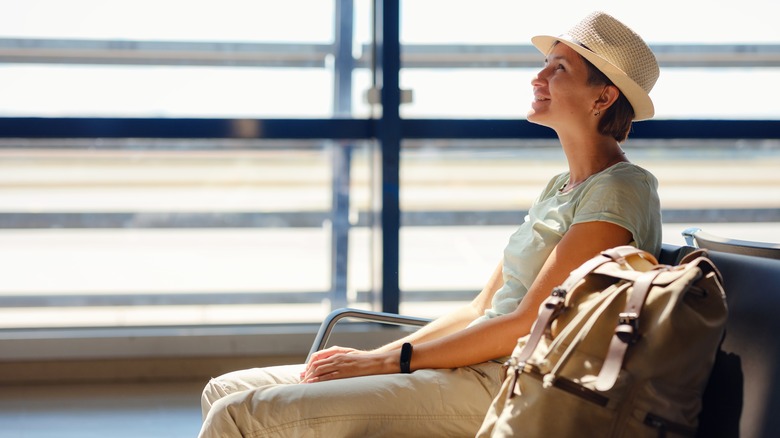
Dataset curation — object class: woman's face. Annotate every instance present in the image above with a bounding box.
[527,43,604,128]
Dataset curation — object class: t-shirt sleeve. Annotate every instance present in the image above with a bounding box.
[571,169,662,255]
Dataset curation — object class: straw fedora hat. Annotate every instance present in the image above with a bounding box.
[531,11,659,121]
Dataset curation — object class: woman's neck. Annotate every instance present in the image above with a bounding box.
[559,134,629,188]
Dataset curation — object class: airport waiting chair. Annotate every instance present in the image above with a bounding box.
[682,227,780,260]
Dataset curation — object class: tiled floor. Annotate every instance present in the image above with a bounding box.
[0,381,204,438]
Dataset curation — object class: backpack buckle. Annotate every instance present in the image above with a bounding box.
[617,312,640,343]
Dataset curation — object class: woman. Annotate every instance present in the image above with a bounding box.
[199,11,662,437]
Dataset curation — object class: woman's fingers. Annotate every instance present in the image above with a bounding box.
[307,346,358,365]
[303,352,365,382]
[301,351,395,383]
[305,360,342,382]
[302,346,359,378]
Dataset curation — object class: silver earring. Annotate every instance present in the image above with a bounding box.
[594,110,601,116]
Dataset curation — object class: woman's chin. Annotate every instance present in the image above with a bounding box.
[525,110,546,126]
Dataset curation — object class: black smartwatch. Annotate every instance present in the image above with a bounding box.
[400,342,413,373]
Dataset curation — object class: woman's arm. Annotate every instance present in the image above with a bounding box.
[302,220,632,382]
[373,260,505,353]
[303,261,504,372]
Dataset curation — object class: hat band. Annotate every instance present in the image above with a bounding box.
[559,34,594,54]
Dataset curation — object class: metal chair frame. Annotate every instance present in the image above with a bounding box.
[306,308,431,362]
[682,227,780,260]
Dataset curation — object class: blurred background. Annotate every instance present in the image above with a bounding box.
[0,1,777,436]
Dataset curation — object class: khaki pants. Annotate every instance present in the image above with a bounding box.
[199,362,504,437]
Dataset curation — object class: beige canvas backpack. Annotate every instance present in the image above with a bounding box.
[477,246,728,438]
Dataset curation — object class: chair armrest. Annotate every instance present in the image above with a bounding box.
[306,308,432,363]
[683,227,780,259]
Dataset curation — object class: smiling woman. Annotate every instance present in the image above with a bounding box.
[197,11,666,437]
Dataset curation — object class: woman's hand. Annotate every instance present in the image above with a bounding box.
[301,345,359,380]
[300,346,398,383]
[306,345,361,366]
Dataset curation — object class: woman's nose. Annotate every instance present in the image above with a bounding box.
[531,65,550,86]
[531,72,544,87]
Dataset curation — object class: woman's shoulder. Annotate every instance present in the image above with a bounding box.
[595,161,658,188]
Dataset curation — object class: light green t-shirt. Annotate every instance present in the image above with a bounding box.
[472,161,662,324]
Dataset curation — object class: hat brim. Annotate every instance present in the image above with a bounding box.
[531,34,655,121]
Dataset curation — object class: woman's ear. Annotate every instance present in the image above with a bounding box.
[595,84,620,113]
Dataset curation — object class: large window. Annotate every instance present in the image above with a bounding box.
[0,140,380,328]
[0,0,379,329]
[0,0,346,118]
[0,0,778,331]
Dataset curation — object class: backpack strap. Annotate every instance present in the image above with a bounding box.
[513,287,567,366]
[514,246,653,367]
[595,268,664,391]
[601,245,658,267]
